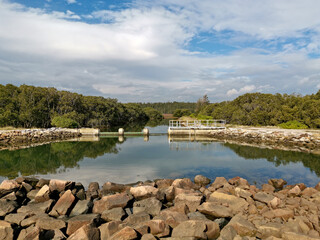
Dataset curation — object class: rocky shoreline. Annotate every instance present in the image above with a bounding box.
[1,176,320,239]
[0,128,82,148]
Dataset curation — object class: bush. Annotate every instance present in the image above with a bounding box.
[51,116,79,128]
[278,120,308,129]
[173,109,192,118]
[143,107,163,121]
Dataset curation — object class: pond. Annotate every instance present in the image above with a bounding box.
[1,125,320,187]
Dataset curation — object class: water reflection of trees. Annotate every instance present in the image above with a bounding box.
[224,143,320,176]
[0,138,120,178]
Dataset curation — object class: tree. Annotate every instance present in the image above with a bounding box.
[195,94,210,113]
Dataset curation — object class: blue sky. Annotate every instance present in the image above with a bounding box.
[0,0,319,102]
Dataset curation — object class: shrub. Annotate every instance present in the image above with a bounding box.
[51,116,79,128]
[278,120,308,129]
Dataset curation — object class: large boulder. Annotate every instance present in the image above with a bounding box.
[109,226,138,240]
[172,178,196,190]
[99,221,122,240]
[35,215,66,230]
[67,223,100,240]
[158,209,188,228]
[93,193,132,214]
[34,185,50,202]
[69,200,93,217]
[133,197,162,217]
[171,220,207,239]
[102,182,129,195]
[0,220,14,240]
[49,190,75,217]
[268,179,287,190]
[209,191,248,214]
[67,213,100,236]
[130,186,159,200]
[0,200,18,217]
[17,225,42,240]
[17,199,54,214]
[198,202,233,218]
[49,179,73,192]
[194,175,211,186]
[174,193,203,212]
[227,214,257,237]
[101,207,126,222]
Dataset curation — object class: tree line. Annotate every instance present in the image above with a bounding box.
[137,102,196,114]
[0,84,162,128]
[198,92,320,128]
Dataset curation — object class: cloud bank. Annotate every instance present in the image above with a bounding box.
[0,0,319,102]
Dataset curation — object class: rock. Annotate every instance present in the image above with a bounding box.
[269,197,281,209]
[204,221,220,239]
[35,215,66,230]
[35,185,50,202]
[288,185,301,196]
[109,226,137,240]
[0,199,18,217]
[301,188,318,197]
[253,192,276,204]
[123,212,151,226]
[263,209,294,221]
[209,191,249,214]
[159,209,188,228]
[282,231,320,240]
[172,178,196,190]
[4,212,31,225]
[36,178,50,188]
[172,220,207,239]
[218,225,237,240]
[248,204,258,214]
[209,177,229,191]
[22,182,33,192]
[49,179,73,193]
[227,214,257,237]
[143,220,170,237]
[174,193,203,212]
[198,202,233,218]
[93,193,131,214]
[235,187,252,199]
[262,184,275,193]
[155,179,174,189]
[101,207,126,222]
[1,192,16,201]
[86,182,100,200]
[102,182,129,195]
[17,225,41,240]
[67,213,100,236]
[67,223,100,240]
[49,190,75,217]
[194,175,211,186]
[257,222,282,238]
[130,186,159,200]
[0,220,14,240]
[17,199,54,214]
[0,180,19,191]
[187,212,208,221]
[141,234,157,240]
[99,221,122,240]
[268,179,287,190]
[133,197,162,217]
[70,200,93,217]
[162,186,175,202]
[43,229,67,240]
[27,189,39,200]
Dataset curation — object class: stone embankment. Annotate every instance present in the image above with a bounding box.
[207,128,320,154]
[0,128,82,146]
[1,176,320,239]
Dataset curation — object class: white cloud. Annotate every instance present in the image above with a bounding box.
[0,0,320,102]
[66,0,77,4]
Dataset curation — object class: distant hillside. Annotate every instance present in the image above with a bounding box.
[136,102,196,114]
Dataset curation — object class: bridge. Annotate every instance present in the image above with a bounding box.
[168,120,226,130]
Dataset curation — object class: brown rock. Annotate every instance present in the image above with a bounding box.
[4,212,32,225]
[68,223,100,240]
[203,221,220,239]
[144,220,170,237]
[36,178,50,188]
[172,178,196,190]
[288,185,301,196]
[102,182,129,195]
[1,192,17,201]
[198,202,233,218]
[228,177,249,188]
[101,207,126,221]
[43,229,67,240]
[209,191,248,214]
[17,225,41,240]
[268,179,287,190]
[0,180,19,191]
[263,209,294,221]
[209,177,229,191]
[99,221,122,240]
[218,225,237,240]
[174,193,203,212]
[49,179,73,192]
[162,186,175,202]
[93,193,131,214]
[282,231,320,240]
[262,184,275,193]
[159,209,188,228]
[36,216,66,230]
[194,175,211,186]
[27,189,39,200]
[123,212,151,226]
[49,190,75,217]
[35,185,50,202]
[67,213,100,236]
[0,199,18,217]
[253,192,276,204]
[227,214,257,237]
[18,199,54,214]
[141,234,157,240]
[109,226,137,240]
[301,187,318,197]
[155,179,174,189]
[130,186,159,200]
[257,222,282,238]
[235,187,252,199]
[86,182,100,200]
[172,220,207,239]
[133,197,162,216]
[0,220,14,240]
[22,182,33,192]
[69,200,93,217]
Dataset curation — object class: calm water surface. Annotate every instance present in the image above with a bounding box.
[1,125,320,187]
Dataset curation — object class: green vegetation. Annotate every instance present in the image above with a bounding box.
[199,92,320,129]
[173,109,192,118]
[143,107,163,121]
[278,120,308,129]
[137,102,196,114]
[0,84,157,128]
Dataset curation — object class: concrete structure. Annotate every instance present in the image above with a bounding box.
[168,120,226,136]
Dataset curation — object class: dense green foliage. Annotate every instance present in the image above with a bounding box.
[278,120,308,129]
[173,109,192,118]
[137,102,196,114]
[199,92,320,128]
[0,84,152,128]
[143,107,163,121]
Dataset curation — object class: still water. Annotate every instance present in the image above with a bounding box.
[1,125,320,187]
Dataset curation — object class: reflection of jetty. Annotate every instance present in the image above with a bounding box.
[168,120,226,135]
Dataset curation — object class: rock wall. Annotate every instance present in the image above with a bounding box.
[0,128,82,146]
[1,175,320,239]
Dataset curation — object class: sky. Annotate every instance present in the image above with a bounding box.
[0,0,320,102]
